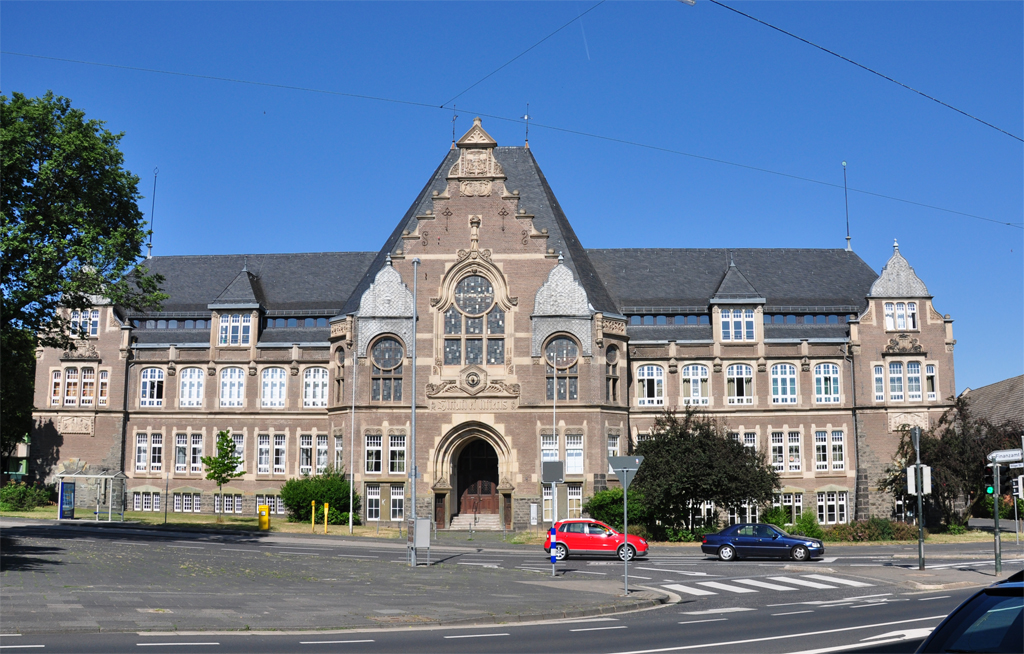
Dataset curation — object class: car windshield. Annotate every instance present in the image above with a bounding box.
[921,589,1023,653]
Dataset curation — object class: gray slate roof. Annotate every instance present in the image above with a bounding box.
[210,269,264,308]
[763,324,849,340]
[140,252,377,313]
[134,329,210,345]
[258,327,330,345]
[338,146,619,315]
[960,375,1024,427]
[588,248,878,313]
[627,324,713,342]
[713,261,763,302]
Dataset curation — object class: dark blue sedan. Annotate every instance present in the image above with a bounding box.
[701,523,825,562]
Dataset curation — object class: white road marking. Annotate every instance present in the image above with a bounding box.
[918,595,951,601]
[819,557,838,563]
[567,570,607,575]
[334,554,377,559]
[0,646,44,650]
[766,594,891,608]
[663,584,716,596]
[136,643,219,647]
[768,577,836,589]
[681,608,755,615]
[570,625,628,632]
[560,618,620,623]
[456,562,498,567]
[624,575,653,580]
[803,574,873,587]
[733,579,798,591]
[678,618,728,625]
[166,546,203,549]
[850,600,905,609]
[607,615,946,654]
[299,640,375,645]
[443,633,509,639]
[275,551,320,556]
[772,610,814,616]
[696,581,758,594]
[638,567,710,576]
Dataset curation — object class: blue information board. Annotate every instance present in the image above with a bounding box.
[59,481,75,519]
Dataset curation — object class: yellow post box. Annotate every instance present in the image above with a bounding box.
[324,502,329,534]
[258,505,270,531]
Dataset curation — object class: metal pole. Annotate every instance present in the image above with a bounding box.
[551,351,558,577]
[164,470,169,525]
[410,258,420,568]
[1013,482,1019,545]
[349,318,357,535]
[623,480,629,595]
[913,427,925,571]
[993,464,1001,574]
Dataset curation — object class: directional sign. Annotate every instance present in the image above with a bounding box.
[542,461,564,484]
[608,455,644,489]
[1010,462,1024,469]
[987,449,1023,464]
[906,465,932,495]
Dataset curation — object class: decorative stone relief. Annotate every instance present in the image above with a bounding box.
[869,240,930,298]
[356,261,414,356]
[533,262,591,316]
[531,317,592,358]
[59,416,93,435]
[889,412,929,432]
[883,334,925,355]
[356,318,414,359]
[61,343,99,360]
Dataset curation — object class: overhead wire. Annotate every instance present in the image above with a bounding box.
[706,0,1023,143]
[3,50,1019,230]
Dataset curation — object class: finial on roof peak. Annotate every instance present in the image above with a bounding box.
[893,238,899,253]
[473,117,482,127]
[729,252,736,268]
[385,253,393,267]
[242,255,248,272]
[558,252,564,264]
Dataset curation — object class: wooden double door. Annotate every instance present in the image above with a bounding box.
[456,439,499,515]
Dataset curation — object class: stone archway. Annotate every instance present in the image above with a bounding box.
[455,438,499,515]
[432,421,513,527]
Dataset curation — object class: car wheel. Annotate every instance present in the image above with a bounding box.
[617,544,636,561]
[718,544,736,562]
[791,545,809,562]
[554,543,569,561]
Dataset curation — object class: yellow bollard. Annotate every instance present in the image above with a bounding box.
[324,502,329,534]
[311,500,316,533]
[258,505,270,531]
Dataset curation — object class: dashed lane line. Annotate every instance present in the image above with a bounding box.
[678,618,728,625]
[443,633,509,639]
[0,646,44,650]
[166,546,204,549]
[772,610,814,616]
[299,640,375,645]
[919,596,951,601]
[136,643,220,647]
[570,626,628,632]
[681,608,755,615]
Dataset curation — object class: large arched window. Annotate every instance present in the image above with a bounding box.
[636,365,664,406]
[140,367,164,407]
[545,336,579,401]
[220,367,245,407]
[261,367,287,407]
[726,364,753,405]
[771,364,797,404]
[303,367,329,408]
[179,367,204,408]
[443,275,505,366]
[64,367,79,406]
[680,364,709,405]
[371,337,403,402]
[814,363,840,404]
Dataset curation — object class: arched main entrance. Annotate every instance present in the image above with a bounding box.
[455,439,499,515]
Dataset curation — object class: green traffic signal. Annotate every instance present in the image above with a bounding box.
[986,485,995,495]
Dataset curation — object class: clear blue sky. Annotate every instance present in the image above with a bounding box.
[3,1,1021,393]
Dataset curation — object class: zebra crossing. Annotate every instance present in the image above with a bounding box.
[664,574,874,597]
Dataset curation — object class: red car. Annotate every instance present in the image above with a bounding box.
[543,519,649,561]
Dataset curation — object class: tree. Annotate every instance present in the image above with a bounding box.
[1,92,166,474]
[201,431,244,522]
[631,408,779,533]
[878,395,1022,527]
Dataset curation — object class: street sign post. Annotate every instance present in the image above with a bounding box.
[906,465,932,495]
[987,449,1023,464]
[986,449,1021,573]
[608,455,644,595]
[911,427,926,570]
[542,461,564,577]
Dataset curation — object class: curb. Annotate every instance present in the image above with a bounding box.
[901,580,983,591]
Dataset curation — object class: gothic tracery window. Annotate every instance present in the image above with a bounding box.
[371,337,403,402]
[443,275,504,366]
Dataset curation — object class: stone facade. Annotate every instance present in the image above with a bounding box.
[30,120,956,528]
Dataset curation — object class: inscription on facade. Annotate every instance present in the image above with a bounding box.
[430,398,519,412]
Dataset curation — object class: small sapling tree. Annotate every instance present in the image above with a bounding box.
[201,430,244,522]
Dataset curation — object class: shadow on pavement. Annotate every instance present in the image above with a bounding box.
[0,535,66,573]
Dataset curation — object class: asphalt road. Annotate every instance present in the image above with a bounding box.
[3,519,1022,653]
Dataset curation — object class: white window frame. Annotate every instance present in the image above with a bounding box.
[884,302,895,330]
[771,363,797,404]
[273,435,286,474]
[261,367,287,408]
[814,431,828,471]
[232,434,244,473]
[831,431,845,471]
[98,370,109,406]
[542,485,553,522]
[136,434,148,472]
[190,434,203,473]
[173,493,182,512]
[726,364,754,405]
[680,364,710,405]
[140,367,164,407]
[874,365,885,402]
[817,491,848,524]
[567,484,582,519]
[366,484,380,521]
[743,432,757,450]
[814,363,840,404]
[316,435,329,474]
[133,492,142,511]
[152,492,160,512]
[219,313,251,346]
[926,364,937,401]
[334,436,344,470]
[907,361,922,401]
[607,434,620,459]
[787,431,801,472]
[64,367,78,406]
[390,485,404,521]
[365,434,382,474]
[151,434,163,472]
[300,434,313,475]
[771,432,784,472]
[721,308,755,342]
[389,434,406,475]
[179,367,205,408]
[80,367,95,406]
[175,434,188,473]
[889,362,904,401]
[541,432,558,462]
[303,367,329,408]
[220,367,246,407]
[636,365,664,406]
[257,434,271,474]
[51,370,62,406]
[566,434,583,475]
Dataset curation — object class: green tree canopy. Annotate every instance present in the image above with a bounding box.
[1,91,165,350]
[632,409,779,531]
[201,431,244,521]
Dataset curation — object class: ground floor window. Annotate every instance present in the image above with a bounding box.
[727,501,759,525]
[366,484,380,521]
[542,485,553,522]
[254,495,285,515]
[817,491,848,524]
[174,492,202,513]
[774,493,802,524]
[215,494,244,514]
[132,491,160,512]
[567,484,582,519]
[390,485,404,521]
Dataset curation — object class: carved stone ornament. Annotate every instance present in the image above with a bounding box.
[167,362,177,376]
[207,364,217,376]
[531,317,593,358]
[883,333,925,355]
[432,478,452,491]
[889,412,929,432]
[604,319,627,335]
[460,365,487,396]
[460,180,492,197]
[59,416,93,435]
[61,343,99,360]
[426,376,521,399]
[356,261,414,356]
[497,477,515,492]
[533,262,592,317]
[869,240,930,298]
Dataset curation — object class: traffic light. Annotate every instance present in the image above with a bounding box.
[984,465,995,495]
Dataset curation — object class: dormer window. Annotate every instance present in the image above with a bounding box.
[70,310,99,337]
[721,308,755,341]
[218,313,251,346]
[442,275,504,366]
[884,302,917,331]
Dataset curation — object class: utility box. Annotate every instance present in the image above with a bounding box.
[258,504,270,531]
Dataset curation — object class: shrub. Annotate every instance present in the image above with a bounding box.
[864,517,894,541]
[822,523,857,542]
[0,481,55,510]
[791,510,824,539]
[326,506,361,526]
[946,523,967,536]
[582,487,649,532]
[890,521,918,540]
[279,467,360,523]
[626,523,650,540]
[821,519,918,542]
[978,496,1023,520]
[761,506,790,530]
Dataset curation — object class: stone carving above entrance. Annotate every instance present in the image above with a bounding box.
[889,412,929,432]
[59,416,94,435]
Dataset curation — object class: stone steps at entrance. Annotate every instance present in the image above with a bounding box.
[448,513,503,531]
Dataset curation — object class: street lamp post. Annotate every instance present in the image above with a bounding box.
[410,258,420,567]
